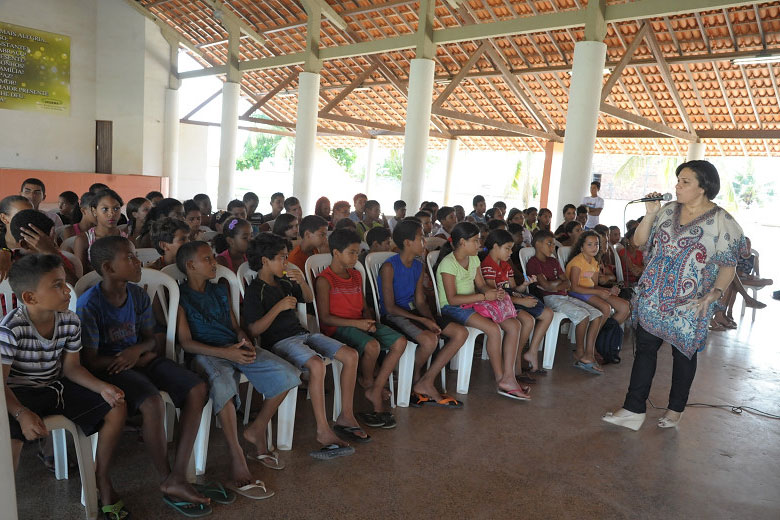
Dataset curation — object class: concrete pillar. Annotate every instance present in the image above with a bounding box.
[443,138,458,205]
[541,141,565,224]
[163,88,180,198]
[401,58,436,211]
[0,371,18,519]
[552,41,607,220]
[686,140,706,161]
[364,138,377,197]
[217,81,240,210]
[293,72,320,215]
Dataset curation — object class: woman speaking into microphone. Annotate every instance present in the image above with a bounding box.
[603,160,747,431]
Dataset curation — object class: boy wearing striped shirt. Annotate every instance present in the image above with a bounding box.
[1,254,128,516]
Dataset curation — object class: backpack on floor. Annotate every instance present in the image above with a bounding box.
[596,317,622,364]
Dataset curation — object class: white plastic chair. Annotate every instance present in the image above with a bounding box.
[135,247,161,266]
[60,234,77,253]
[74,269,211,481]
[425,251,483,394]
[740,249,764,322]
[612,244,625,284]
[557,246,572,269]
[60,251,84,280]
[364,252,422,408]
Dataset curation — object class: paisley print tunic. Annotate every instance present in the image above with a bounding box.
[633,202,746,359]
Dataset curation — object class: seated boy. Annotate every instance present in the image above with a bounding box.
[176,241,299,489]
[315,229,407,428]
[146,217,190,270]
[243,233,365,457]
[358,226,392,267]
[77,236,212,513]
[2,254,128,517]
[525,230,604,375]
[288,215,328,272]
[386,200,406,233]
[378,220,468,407]
[356,200,384,242]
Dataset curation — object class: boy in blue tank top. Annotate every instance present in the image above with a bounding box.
[377,219,468,408]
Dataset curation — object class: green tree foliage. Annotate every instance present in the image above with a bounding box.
[327,147,357,174]
[506,153,537,208]
[236,134,281,171]
[378,149,403,180]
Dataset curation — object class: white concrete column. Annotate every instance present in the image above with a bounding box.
[443,138,459,205]
[293,71,320,215]
[401,58,436,211]
[217,81,240,210]
[552,41,607,219]
[364,138,377,197]
[686,140,706,161]
[0,370,18,519]
[163,88,180,198]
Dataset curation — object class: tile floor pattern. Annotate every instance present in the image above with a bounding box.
[14,298,780,519]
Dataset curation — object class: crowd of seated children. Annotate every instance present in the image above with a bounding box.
[356,200,383,241]
[349,193,367,223]
[227,199,248,221]
[359,226,392,267]
[331,200,351,229]
[73,189,128,273]
[559,220,583,247]
[315,229,407,428]
[215,217,251,274]
[146,217,190,271]
[523,207,538,233]
[537,208,552,232]
[288,215,328,271]
[135,198,184,248]
[20,178,63,229]
[57,191,80,226]
[9,210,79,286]
[183,199,205,241]
[314,196,332,224]
[554,204,577,241]
[124,196,152,244]
[272,213,299,244]
[243,233,367,457]
[617,228,644,286]
[433,222,530,400]
[261,192,284,224]
[386,200,406,233]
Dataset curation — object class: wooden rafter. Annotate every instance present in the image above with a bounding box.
[181,88,223,120]
[601,22,649,103]
[432,41,491,108]
[432,107,562,141]
[600,103,697,141]
[319,63,380,114]
[241,71,296,118]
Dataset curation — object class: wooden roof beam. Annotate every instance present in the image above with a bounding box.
[432,41,491,108]
[241,71,296,118]
[181,88,223,121]
[432,107,563,142]
[201,0,265,47]
[601,22,649,103]
[600,103,698,141]
[319,63,380,114]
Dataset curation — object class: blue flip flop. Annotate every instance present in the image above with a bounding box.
[162,496,212,518]
[573,360,603,375]
[193,482,236,505]
[309,444,355,460]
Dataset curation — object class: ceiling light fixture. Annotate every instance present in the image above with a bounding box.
[732,52,780,65]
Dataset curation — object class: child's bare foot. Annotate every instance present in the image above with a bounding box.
[160,475,209,505]
[316,428,349,447]
[364,385,385,412]
[230,458,255,488]
[412,381,443,402]
[746,297,766,309]
[242,425,267,454]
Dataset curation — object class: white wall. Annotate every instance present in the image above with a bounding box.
[176,122,210,200]
[1,0,169,175]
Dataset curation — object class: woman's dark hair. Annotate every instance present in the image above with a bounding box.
[126,197,149,235]
[506,208,522,222]
[272,213,297,237]
[567,230,601,266]
[392,219,422,250]
[79,192,93,208]
[487,219,506,231]
[247,232,287,271]
[89,189,123,209]
[58,191,80,225]
[7,253,64,299]
[676,160,720,200]
[214,217,250,254]
[146,190,164,201]
[89,182,109,194]
[564,220,582,234]
[10,209,55,242]
[176,240,209,274]
[485,229,514,252]
[90,236,132,275]
[433,222,479,274]
[538,208,552,218]
[138,198,183,240]
[183,199,200,215]
[562,203,576,217]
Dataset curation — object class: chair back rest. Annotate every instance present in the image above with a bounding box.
[305,253,366,325]
[201,230,219,242]
[517,247,536,275]
[750,248,759,275]
[1,280,77,317]
[426,250,442,314]
[161,264,241,320]
[557,246,572,268]
[60,251,83,279]
[74,271,102,296]
[135,248,162,267]
[612,244,624,283]
[60,235,77,253]
[365,252,395,317]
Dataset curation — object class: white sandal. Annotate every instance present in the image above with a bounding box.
[248,451,285,470]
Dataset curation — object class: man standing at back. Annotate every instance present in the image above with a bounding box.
[582,181,604,229]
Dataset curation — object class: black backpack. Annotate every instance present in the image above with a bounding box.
[596,317,622,364]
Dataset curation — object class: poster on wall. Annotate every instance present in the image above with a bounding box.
[0,21,70,114]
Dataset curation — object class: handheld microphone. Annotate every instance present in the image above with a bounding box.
[629,193,672,203]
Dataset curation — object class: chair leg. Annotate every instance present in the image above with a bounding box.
[395,341,416,408]
[193,399,213,477]
[388,372,395,409]
[161,392,176,443]
[276,388,298,451]
[455,329,480,395]
[243,383,254,426]
[751,288,758,321]
[331,359,343,422]
[542,314,565,370]
[81,434,99,507]
[72,427,99,520]
[52,429,69,480]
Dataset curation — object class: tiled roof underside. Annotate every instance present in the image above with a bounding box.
[143,0,780,156]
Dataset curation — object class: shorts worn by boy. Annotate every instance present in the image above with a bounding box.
[526,255,601,324]
[1,307,111,440]
[77,282,203,412]
[242,275,343,370]
[180,282,299,413]
[318,266,402,354]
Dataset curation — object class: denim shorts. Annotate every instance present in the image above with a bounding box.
[191,348,300,414]
[514,296,546,318]
[272,332,345,369]
[440,304,476,325]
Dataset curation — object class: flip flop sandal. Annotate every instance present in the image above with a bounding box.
[333,424,372,443]
[357,411,385,428]
[309,444,355,460]
[497,388,531,401]
[378,412,397,429]
[193,482,236,505]
[247,451,286,470]
[226,480,274,500]
[428,394,463,408]
[162,496,212,518]
[410,391,434,408]
[100,499,131,520]
[573,360,604,375]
